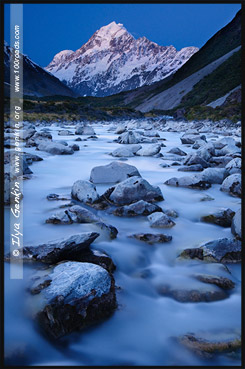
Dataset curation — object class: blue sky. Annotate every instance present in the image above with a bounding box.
[4,3,241,67]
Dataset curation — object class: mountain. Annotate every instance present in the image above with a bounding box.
[93,10,241,122]
[4,42,76,98]
[45,22,198,97]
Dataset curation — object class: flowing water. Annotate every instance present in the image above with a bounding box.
[4,122,241,366]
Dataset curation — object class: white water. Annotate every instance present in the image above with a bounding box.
[4,123,241,366]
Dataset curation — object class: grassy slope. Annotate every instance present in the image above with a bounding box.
[178,49,241,109]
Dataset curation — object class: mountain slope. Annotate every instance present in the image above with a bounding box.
[4,42,76,98]
[102,9,241,111]
[136,46,240,112]
[45,21,198,97]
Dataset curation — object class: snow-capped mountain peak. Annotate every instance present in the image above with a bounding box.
[95,21,128,41]
[46,22,198,97]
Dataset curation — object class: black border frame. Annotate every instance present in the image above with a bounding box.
[0,1,244,368]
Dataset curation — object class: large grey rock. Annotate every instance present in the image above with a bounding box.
[22,128,36,140]
[118,131,142,144]
[46,205,118,239]
[168,147,187,156]
[5,233,99,264]
[115,124,127,134]
[75,126,95,135]
[147,212,175,228]
[220,173,241,197]
[31,262,116,339]
[225,158,241,176]
[90,161,141,184]
[37,142,74,155]
[136,144,161,156]
[231,208,241,240]
[113,200,162,217]
[26,131,52,147]
[164,175,211,190]
[143,130,160,137]
[71,180,99,203]
[179,238,241,263]
[210,156,233,167]
[183,153,209,168]
[201,208,235,227]
[107,176,164,205]
[200,168,225,184]
[58,130,73,136]
[111,147,134,157]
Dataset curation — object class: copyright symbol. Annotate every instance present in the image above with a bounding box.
[13,249,20,257]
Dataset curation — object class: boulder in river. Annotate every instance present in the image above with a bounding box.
[179,237,241,263]
[147,212,175,228]
[199,168,225,184]
[183,153,209,168]
[225,158,241,176]
[157,284,227,303]
[193,274,235,290]
[113,200,162,217]
[168,147,187,156]
[178,332,241,358]
[46,205,118,239]
[129,233,172,244]
[71,180,99,203]
[106,176,164,205]
[164,175,211,190]
[69,143,80,151]
[118,131,142,144]
[37,142,74,155]
[111,147,135,157]
[75,126,95,135]
[30,261,117,339]
[136,144,161,156]
[201,208,235,227]
[231,208,241,240]
[220,173,241,197]
[5,233,99,264]
[90,161,141,184]
[115,124,127,134]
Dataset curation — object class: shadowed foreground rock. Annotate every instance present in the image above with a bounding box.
[5,233,99,264]
[179,238,241,263]
[31,261,117,339]
[201,208,235,227]
[178,332,241,358]
[46,205,118,239]
[157,284,228,303]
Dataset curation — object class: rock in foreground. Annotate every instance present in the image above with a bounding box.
[178,332,241,357]
[6,233,99,264]
[201,208,235,227]
[71,180,99,203]
[31,261,117,339]
[105,176,164,206]
[113,200,162,217]
[179,238,241,263]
